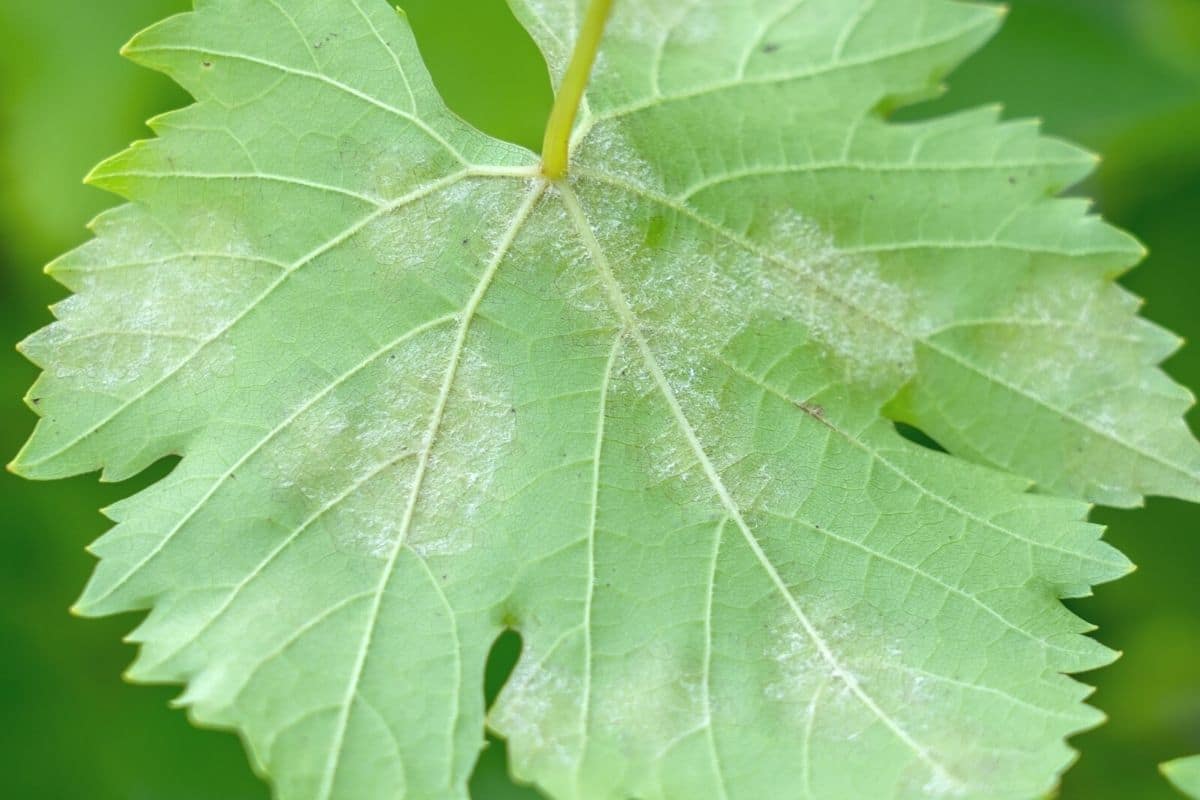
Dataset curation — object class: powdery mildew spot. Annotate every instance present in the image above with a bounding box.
[578,121,660,193]
[759,208,928,387]
[259,322,452,558]
[592,640,708,750]
[492,647,583,773]
[409,346,517,558]
[763,606,969,797]
[34,251,270,395]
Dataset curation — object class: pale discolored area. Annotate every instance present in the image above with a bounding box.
[11,1,1199,800]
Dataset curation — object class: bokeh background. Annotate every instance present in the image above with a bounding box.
[0,1,1197,798]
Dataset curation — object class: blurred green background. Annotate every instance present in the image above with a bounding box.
[0,1,1196,798]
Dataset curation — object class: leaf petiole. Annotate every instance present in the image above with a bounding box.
[539,0,614,179]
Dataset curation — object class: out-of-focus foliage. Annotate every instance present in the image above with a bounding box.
[0,1,1194,799]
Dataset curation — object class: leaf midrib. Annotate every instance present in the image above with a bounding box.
[315,181,548,800]
[558,181,962,793]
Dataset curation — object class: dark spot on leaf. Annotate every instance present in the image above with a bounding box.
[795,401,825,420]
[201,60,213,69]
[762,42,780,54]
[1008,176,1017,185]
[461,238,469,246]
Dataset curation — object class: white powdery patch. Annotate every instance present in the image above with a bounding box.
[994,284,1118,401]
[492,646,582,772]
[922,768,970,800]
[592,640,701,749]
[660,3,720,48]
[764,609,902,734]
[39,251,268,395]
[759,208,927,387]
[540,193,612,319]
[604,344,715,510]
[255,323,451,558]
[363,177,483,272]
[582,191,929,447]
[764,614,857,718]
[765,611,969,799]
[606,0,665,47]
[577,122,661,194]
[408,344,517,559]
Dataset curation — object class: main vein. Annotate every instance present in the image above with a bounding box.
[558,181,960,791]
[316,179,547,800]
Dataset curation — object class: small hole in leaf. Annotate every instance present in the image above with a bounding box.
[469,629,547,798]
[893,421,948,454]
[482,628,522,709]
[400,0,553,153]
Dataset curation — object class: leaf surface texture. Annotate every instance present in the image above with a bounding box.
[14,1,1200,798]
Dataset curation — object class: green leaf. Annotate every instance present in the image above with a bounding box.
[11,1,1198,799]
[1164,756,1200,799]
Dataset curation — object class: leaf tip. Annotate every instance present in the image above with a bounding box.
[71,586,108,619]
[6,441,38,479]
[119,27,150,61]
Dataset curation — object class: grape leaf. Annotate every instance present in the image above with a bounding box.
[12,1,1200,799]
[1164,756,1200,799]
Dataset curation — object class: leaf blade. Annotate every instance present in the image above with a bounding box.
[14,2,1199,799]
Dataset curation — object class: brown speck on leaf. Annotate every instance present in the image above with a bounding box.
[797,401,825,420]
[762,43,780,54]
[201,60,213,69]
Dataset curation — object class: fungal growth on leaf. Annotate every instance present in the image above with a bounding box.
[12,1,1200,799]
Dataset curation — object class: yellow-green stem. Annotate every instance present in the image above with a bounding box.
[540,0,614,179]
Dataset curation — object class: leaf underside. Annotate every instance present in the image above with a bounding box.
[13,1,1200,799]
